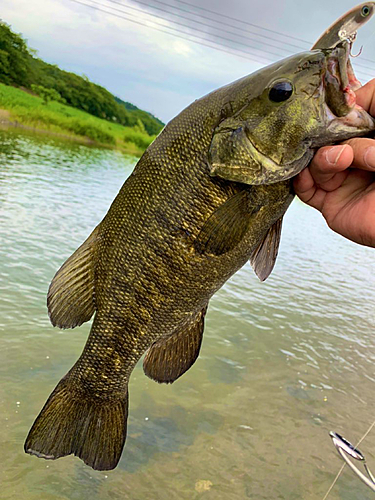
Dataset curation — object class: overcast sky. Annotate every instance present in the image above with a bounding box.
[2,0,375,122]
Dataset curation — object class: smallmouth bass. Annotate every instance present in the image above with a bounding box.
[25,42,375,470]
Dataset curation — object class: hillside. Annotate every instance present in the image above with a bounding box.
[0,82,156,155]
[0,20,164,145]
[114,96,164,134]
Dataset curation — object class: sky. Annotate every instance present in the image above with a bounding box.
[2,0,375,123]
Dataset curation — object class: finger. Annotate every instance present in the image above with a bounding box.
[355,79,375,116]
[293,167,315,201]
[310,145,352,176]
[293,168,327,211]
[295,146,352,200]
[308,144,353,186]
[327,169,375,208]
[342,137,375,171]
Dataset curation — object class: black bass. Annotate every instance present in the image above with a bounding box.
[25,41,375,470]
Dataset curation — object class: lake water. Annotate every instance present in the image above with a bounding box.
[1,128,375,500]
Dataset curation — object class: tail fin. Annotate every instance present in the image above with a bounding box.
[24,377,128,471]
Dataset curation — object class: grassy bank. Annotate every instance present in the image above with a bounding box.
[0,83,157,155]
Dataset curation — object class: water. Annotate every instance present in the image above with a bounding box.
[1,128,375,499]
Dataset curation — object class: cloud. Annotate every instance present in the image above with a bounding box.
[4,0,373,122]
[2,0,266,121]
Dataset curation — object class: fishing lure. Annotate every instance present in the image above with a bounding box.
[312,2,375,49]
[330,432,375,492]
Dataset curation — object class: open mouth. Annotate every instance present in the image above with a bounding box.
[324,41,374,129]
[325,41,360,115]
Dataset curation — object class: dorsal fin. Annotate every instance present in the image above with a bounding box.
[250,218,283,281]
[47,224,101,329]
[143,306,207,384]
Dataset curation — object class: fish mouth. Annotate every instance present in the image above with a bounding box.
[323,41,374,130]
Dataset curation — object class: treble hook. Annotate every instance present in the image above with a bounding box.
[336,30,363,57]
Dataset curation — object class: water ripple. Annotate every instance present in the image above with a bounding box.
[1,129,375,500]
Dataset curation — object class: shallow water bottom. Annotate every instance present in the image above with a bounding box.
[1,129,375,499]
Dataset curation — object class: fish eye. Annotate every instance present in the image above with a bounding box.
[361,5,370,16]
[268,80,294,103]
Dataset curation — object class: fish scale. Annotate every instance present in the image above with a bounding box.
[25,44,375,471]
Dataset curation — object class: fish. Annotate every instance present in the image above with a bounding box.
[24,40,375,471]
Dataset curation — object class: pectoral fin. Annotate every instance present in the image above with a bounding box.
[47,224,101,329]
[194,190,257,256]
[143,306,207,384]
[250,218,283,281]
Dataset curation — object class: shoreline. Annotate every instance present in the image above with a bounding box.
[0,83,156,156]
[0,110,143,155]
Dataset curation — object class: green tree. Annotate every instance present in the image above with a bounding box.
[0,21,164,134]
[30,84,66,104]
[0,21,31,85]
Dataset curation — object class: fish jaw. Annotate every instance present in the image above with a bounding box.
[314,41,375,147]
[321,103,375,145]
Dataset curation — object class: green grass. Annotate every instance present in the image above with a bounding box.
[0,83,157,155]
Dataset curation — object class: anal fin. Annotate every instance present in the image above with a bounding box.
[250,217,283,281]
[143,306,207,384]
[47,224,101,329]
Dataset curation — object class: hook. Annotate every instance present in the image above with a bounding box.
[350,44,363,57]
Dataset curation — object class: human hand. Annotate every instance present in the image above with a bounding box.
[294,79,375,247]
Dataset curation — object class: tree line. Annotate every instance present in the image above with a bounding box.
[0,21,164,135]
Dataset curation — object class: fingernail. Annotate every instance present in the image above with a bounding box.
[325,145,346,165]
[364,146,375,169]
